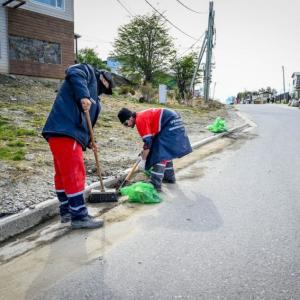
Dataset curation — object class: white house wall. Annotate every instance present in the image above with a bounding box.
[21,0,74,21]
[0,3,9,73]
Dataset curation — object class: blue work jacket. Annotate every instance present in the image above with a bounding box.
[145,109,193,169]
[42,64,101,149]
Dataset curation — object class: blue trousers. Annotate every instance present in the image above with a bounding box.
[150,160,176,189]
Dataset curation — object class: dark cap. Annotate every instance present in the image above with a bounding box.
[95,69,114,95]
[118,107,133,124]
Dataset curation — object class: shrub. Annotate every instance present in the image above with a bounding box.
[140,83,156,103]
[119,86,130,95]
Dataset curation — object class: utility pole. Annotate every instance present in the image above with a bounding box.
[203,1,215,102]
[189,31,207,94]
[190,1,215,101]
[212,81,216,99]
[282,65,286,103]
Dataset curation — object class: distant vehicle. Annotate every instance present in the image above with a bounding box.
[226,96,235,105]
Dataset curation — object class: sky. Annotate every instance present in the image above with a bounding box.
[74,0,300,101]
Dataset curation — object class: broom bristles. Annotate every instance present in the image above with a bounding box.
[88,189,118,203]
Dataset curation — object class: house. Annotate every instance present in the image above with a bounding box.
[253,91,272,104]
[243,94,252,104]
[291,72,300,99]
[0,0,75,79]
[106,57,122,75]
[275,92,290,103]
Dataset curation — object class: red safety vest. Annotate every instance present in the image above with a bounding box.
[135,108,163,141]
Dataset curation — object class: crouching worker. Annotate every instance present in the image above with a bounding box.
[42,63,114,229]
[117,107,192,191]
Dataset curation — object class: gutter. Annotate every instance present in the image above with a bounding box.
[0,120,251,243]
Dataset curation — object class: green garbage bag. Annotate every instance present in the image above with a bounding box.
[120,182,162,204]
[207,117,228,133]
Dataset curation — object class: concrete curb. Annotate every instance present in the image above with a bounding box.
[0,120,251,243]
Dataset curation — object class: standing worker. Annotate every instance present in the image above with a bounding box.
[42,63,114,229]
[117,107,192,191]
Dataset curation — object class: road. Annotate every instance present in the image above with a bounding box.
[1,104,299,299]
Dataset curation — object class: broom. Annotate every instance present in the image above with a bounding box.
[116,156,141,194]
[85,110,118,203]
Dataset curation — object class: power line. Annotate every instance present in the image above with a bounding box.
[179,39,200,56]
[179,31,206,56]
[115,0,160,27]
[117,0,199,41]
[144,0,198,40]
[115,0,135,17]
[175,0,207,14]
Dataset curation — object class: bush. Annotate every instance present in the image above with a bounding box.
[119,86,130,95]
[140,83,156,103]
[138,96,145,103]
[118,86,136,96]
[167,90,176,102]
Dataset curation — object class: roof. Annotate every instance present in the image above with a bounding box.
[258,91,272,95]
[291,72,300,78]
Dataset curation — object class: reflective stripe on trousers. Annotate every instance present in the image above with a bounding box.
[49,137,88,220]
[150,160,175,189]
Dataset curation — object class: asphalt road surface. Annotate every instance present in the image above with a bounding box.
[1,104,299,300]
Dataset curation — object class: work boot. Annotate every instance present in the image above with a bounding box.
[151,183,162,192]
[155,185,162,192]
[61,212,71,223]
[71,215,104,229]
[162,178,176,184]
[142,180,162,192]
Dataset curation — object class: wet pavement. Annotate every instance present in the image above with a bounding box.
[1,104,299,299]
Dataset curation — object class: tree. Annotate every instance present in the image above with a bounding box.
[237,90,251,100]
[77,48,108,70]
[113,14,175,84]
[266,86,272,93]
[171,52,199,101]
[151,71,177,89]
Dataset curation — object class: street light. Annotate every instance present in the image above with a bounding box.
[74,33,82,63]
[282,65,286,103]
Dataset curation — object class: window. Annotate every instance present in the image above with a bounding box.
[9,35,61,65]
[32,0,64,10]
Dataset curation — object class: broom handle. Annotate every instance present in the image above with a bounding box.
[84,110,105,192]
[118,155,141,191]
[125,158,140,182]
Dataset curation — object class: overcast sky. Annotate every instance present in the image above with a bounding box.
[74,0,300,101]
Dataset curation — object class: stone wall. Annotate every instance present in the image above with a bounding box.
[8,8,74,79]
